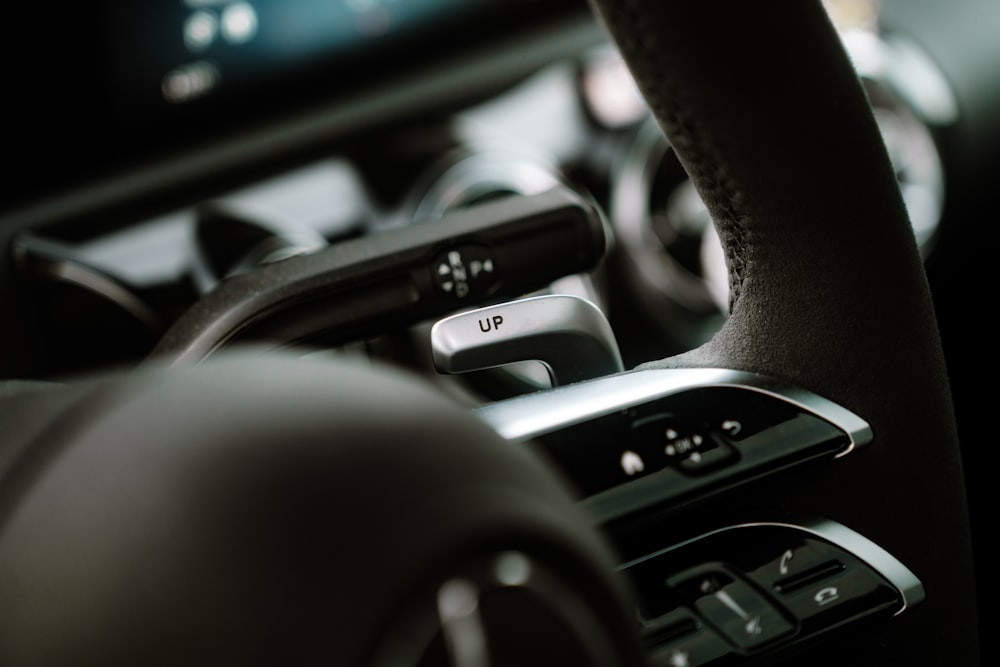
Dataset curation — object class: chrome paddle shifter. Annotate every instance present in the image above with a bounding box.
[430,294,624,386]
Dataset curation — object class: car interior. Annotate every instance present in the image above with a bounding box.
[1,0,995,665]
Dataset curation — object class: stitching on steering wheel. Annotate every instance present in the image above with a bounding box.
[599,0,752,312]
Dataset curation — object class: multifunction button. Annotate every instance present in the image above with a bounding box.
[474,368,872,523]
[529,386,851,518]
[681,572,795,650]
[623,522,921,666]
[632,415,738,474]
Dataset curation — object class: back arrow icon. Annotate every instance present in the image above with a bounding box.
[721,420,742,435]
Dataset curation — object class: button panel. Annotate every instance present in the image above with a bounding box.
[622,522,921,665]
[527,386,851,519]
[475,368,872,523]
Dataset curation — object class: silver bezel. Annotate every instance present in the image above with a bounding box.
[475,367,872,456]
[619,518,924,615]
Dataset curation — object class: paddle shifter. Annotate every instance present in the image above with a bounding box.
[431,294,624,386]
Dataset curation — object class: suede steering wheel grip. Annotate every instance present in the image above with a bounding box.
[589,0,978,663]
[0,355,645,666]
[589,0,939,390]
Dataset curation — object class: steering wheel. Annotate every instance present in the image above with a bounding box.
[0,2,978,666]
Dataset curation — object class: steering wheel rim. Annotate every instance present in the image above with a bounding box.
[0,1,979,665]
[589,0,977,663]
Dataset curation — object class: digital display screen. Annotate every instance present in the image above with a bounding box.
[4,0,578,212]
[108,0,491,108]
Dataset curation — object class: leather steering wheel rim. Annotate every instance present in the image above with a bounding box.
[589,0,977,663]
[0,1,979,665]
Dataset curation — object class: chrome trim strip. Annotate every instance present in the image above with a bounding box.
[474,368,872,455]
[795,519,925,613]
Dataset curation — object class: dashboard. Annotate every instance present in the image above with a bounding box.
[1,1,996,665]
[8,1,989,379]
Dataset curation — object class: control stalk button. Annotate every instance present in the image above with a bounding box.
[431,245,496,299]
